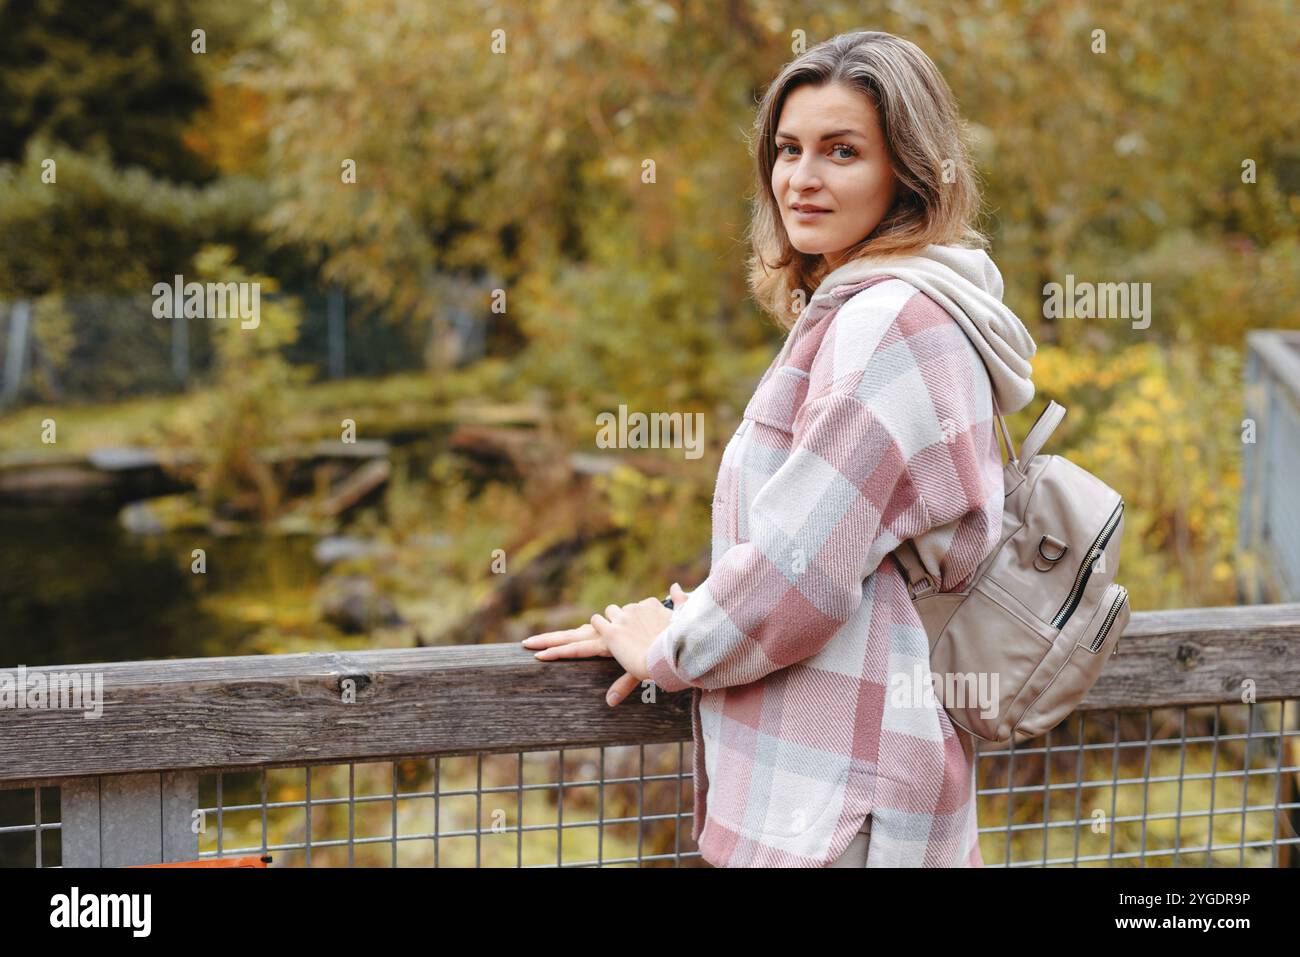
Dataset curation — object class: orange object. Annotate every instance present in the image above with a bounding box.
[130,854,271,868]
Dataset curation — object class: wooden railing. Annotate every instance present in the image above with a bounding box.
[2,602,1299,867]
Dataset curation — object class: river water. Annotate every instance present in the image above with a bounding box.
[0,439,463,866]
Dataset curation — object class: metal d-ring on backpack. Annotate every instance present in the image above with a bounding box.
[889,398,1131,746]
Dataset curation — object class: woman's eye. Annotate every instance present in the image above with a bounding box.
[777,143,857,159]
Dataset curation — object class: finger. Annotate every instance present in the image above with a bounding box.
[605,671,640,707]
[522,624,595,648]
[533,638,609,660]
[670,581,689,606]
[590,613,611,635]
[522,628,575,648]
[605,604,622,620]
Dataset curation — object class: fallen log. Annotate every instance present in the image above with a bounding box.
[312,458,391,517]
[0,440,391,505]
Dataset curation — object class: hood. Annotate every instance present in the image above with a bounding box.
[809,244,1038,415]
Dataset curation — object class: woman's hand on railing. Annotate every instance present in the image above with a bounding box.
[522,583,691,707]
[597,583,693,706]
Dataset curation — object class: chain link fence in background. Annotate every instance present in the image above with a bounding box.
[0,277,494,408]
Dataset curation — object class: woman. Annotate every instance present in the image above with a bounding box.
[522,30,1037,867]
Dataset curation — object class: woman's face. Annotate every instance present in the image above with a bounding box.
[772,82,899,270]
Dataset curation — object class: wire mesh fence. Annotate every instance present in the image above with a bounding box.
[193,741,700,868]
[0,786,57,869]
[4,699,1297,868]
[976,700,1300,867]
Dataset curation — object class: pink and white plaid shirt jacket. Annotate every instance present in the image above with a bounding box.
[646,272,1012,867]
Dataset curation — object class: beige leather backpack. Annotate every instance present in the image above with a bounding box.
[890,399,1130,746]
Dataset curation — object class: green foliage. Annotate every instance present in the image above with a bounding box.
[2,0,1298,616]
[0,0,213,179]
[922,0,1300,341]
[0,139,266,297]
[575,462,714,610]
[165,245,311,518]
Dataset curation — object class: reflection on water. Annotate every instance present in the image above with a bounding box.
[0,503,324,668]
[0,437,491,868]
[0,502,328,868]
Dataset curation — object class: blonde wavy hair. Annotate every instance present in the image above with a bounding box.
[745,31,988,329]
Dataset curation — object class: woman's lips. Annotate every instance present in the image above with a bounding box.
[793,207,831,221]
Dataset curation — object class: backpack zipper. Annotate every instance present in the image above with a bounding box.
[1088,585,1129,652]
[1052,499,1124,629]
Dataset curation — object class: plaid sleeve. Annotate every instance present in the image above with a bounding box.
[645,387,934,693]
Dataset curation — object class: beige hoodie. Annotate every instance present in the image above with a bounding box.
[808,243,1039,415]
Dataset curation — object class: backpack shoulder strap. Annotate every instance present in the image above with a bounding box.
[891,401,1064,600]
[1018,399,1067,464]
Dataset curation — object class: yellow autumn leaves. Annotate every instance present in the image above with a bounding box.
[1027,342,1244,608]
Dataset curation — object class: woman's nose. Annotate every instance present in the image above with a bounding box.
[788,157,823,192]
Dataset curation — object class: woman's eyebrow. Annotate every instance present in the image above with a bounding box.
[775,128,865,141]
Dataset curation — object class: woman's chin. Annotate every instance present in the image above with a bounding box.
[788,237,830,256]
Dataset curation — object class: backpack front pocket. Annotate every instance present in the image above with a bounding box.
[1015,581,1131,738]
[1079,582,1130,655]
[1052,500,1125,629]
